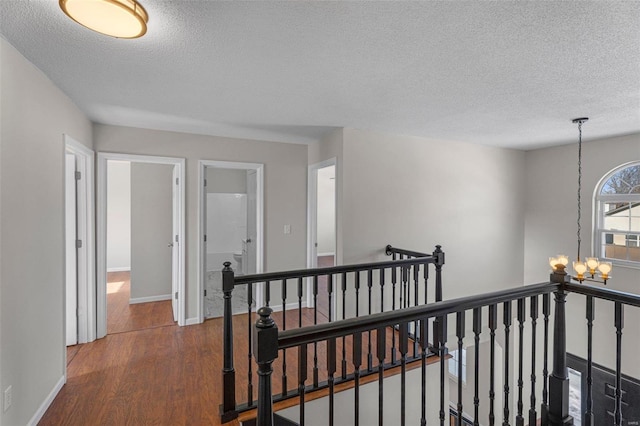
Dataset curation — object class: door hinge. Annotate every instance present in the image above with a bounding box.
[175,234,179,243]
[204,179,207,187]
[175,291,178,299]
[176,177,179,185]
[76,239,82,249]
[75,171,81,180]
[204,289,207,297]
[204,234,207,242]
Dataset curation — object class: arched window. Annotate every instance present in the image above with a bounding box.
[594,162,640,266]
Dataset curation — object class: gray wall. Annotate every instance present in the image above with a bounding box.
[341,128,526,298]
[524,133,640,377]
[130,163,173,301]
[0,38,93,425]
[106,161,131,271]
[94,124,308,320]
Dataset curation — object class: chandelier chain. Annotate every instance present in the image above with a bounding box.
[577,120,583,261]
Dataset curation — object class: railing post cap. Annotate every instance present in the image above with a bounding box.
[385,244,393,255]
[223,261,233,271]
[254,307,278,363]
[256,306,274,328]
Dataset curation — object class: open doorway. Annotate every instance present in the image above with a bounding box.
[307,159,337,321]
[97,153,186,339]
[198,160,264,321]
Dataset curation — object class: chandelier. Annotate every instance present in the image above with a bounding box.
[549,118,612,284]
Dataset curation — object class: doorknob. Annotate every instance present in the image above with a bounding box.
[168,243,174,248]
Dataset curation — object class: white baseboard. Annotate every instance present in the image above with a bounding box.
[185,317,200,326]
[129,294,172,304]
[106,267,130,272]
[317,252,335,257]
[28,375,65,426]
[267,301,308,313]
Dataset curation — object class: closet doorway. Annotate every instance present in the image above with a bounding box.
[307,159,337,321]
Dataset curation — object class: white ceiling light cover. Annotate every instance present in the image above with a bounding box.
[59,0,148,39]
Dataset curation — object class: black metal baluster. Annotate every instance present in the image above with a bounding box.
[614,302,624,426]
[299,343,307,426]
[281,279,288,397]
[400,321,408,426]
[380,267,385,313]
[341,272,347,379]
[438,315,448,426]
[377,326,386,426]
[399,254,405,309]
[473,307,482,426]
[298,277,303,328]
[392,256,397,365]
[413,264,420,357]
[585,296,594,426]
[247,282,254,406]
[265,280,271,307]
[529,296,538,426]
[328,274,333,322]
[456,310,466,426]
[503,301,512,426]
[355,271,361,318]
[327,337,337,426]
[516,298,525,426]
[541,293,550,425]
[420,317,429,426]
[313,276,319,387]
[353,332,362,426]
[489,304,497,426]
[368,269,373,372]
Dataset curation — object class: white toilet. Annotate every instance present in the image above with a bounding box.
[233,251,243,275]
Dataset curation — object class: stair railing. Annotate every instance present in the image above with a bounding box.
[220,245,443,422]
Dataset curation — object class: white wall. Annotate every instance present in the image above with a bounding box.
[94,124,308,320]
[106,161,131,272]
[524,132,640,378]
[130,163,173,301]
[341,128,526,299]
[316,165,336,255]
[0,38,93,426]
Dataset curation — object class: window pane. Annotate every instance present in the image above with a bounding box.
[601,165,640,194]
[603,232,629,261]
[603,202,630,231]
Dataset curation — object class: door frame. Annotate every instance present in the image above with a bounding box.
[64,135,95,345]
[306,158,338,314]
[97,153,186,337]
[197,160,264,322]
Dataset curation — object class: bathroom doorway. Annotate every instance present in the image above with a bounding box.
[198,160,264,320]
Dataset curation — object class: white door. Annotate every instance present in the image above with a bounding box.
[171,165,180,322]
[65,154,78,346]
[246,170,258,275]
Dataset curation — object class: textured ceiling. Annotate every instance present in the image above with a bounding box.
[1,1,639,149]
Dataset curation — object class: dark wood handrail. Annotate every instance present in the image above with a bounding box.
[385,244,430,258]
[278,282,559,349]
[565,282,640,307]
[234,255,436,284]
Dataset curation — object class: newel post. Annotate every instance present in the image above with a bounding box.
[547,267,573,425]
[221,262,238,422]
[255,307,278,426]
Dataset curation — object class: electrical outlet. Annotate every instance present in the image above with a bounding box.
[3,385,12,412]
[284,224,291,234]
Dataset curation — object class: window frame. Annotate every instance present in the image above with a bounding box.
[594,161,640,269]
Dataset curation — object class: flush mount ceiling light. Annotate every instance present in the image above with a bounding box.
[59,0,148,39]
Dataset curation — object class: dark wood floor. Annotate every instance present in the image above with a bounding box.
[42,275,431,425]
[106,271,175,334]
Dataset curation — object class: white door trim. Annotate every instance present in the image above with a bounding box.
[97,152,186,337]
[197,160,264,322]
[64,135,95,344]
[306,158,337,314]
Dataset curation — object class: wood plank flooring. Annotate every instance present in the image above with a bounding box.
[42,283,434,425]
[106,271,175,334]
